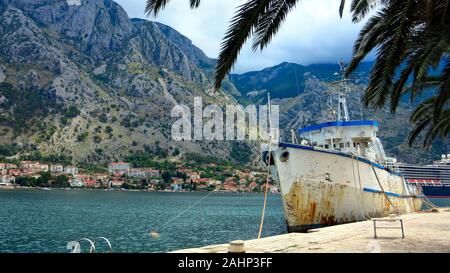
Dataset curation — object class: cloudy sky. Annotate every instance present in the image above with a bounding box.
[115,0,374,73]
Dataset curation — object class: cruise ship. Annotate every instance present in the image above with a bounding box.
[399,155,450,198]
[263,63,423,232]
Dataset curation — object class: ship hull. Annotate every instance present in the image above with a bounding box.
[271,143,423,232]
[422,186,450,198]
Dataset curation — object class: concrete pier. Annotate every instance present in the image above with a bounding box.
[172,209,450,253]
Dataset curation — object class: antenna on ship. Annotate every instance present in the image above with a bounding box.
[328,60,351,122]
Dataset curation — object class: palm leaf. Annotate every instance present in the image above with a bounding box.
[390,59,414,113]
[345,10,385,76]
[408,98,450,147]
[252,0,298,51]
[214,0,273,89]
[146,0,201,16]
[339,0,346,18]
[431,56,450,121]
[350,0,390,22]
[362,1,414,108]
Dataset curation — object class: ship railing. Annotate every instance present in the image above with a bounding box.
[383,160,400,172]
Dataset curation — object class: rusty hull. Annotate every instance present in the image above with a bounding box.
[282,179,422,232]
[272,145,423,232]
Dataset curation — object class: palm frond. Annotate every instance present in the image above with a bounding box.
[390,59,414,113]
[190,0,201,9]
[214,0,273,89]
[407,76,442,102]
[411,31,448,95]
[345,10,385,76]
[350,0,389,22]
[252,0,298,51]
[408,114,433,147]
[431,56,450,121]
[145,0,201,16]
[350,0,371,23]
[339,0,346,18]
[362,1,414,108]
[145,0,170,16]
[408,98,450,148]
[423,113,450,147]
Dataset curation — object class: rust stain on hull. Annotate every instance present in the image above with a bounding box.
[320,215,336,225]
[282,179,423,232]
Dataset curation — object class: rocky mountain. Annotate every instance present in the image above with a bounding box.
[0,0,255,165]
[0,0,445,166]
[230,62,374,103]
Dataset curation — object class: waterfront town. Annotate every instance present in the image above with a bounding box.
[0,160,278,194]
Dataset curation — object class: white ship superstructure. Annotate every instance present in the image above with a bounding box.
[264,63,423,232]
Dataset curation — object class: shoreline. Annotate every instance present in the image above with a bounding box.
[0,186,280,195]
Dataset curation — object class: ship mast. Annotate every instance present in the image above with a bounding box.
[338,61,350,121]
[329,61,351,122]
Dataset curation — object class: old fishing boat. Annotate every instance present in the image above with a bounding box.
[263,63,424,232]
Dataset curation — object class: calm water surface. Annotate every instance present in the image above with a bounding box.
[1,189,448,253]
[427,198,450,208]
[0,189,286,253]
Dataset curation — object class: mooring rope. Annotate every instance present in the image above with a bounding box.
[355,158,372,219]
[152,190,216,236]
[351,154,368,220]
[258,140,272,239]
[400,176,415,213]
[422,194,438,210]
[258,93,274,240]
[370,163,399,214]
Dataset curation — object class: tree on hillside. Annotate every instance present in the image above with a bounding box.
[145,0,449,147]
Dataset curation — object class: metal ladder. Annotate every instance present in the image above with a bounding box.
[67,237,112,253]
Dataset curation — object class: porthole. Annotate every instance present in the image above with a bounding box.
[280,151,290,162]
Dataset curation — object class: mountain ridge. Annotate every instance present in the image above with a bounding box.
[0,0,251,165]
[230,61,374,102]
[0,0,445,165]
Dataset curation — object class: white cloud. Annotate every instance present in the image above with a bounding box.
[114,0,374,73]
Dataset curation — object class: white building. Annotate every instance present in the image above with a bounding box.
[50,164,64,173]
[69,178,84,187]
[128,168,160,178]
[0,175,15,184]
[65,166,79,175]
[37,163,49,172]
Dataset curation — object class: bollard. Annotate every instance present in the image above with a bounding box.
[228,240,246,253]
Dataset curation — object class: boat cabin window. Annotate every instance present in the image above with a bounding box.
[324,144,329,149]
[340,143,345,149]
